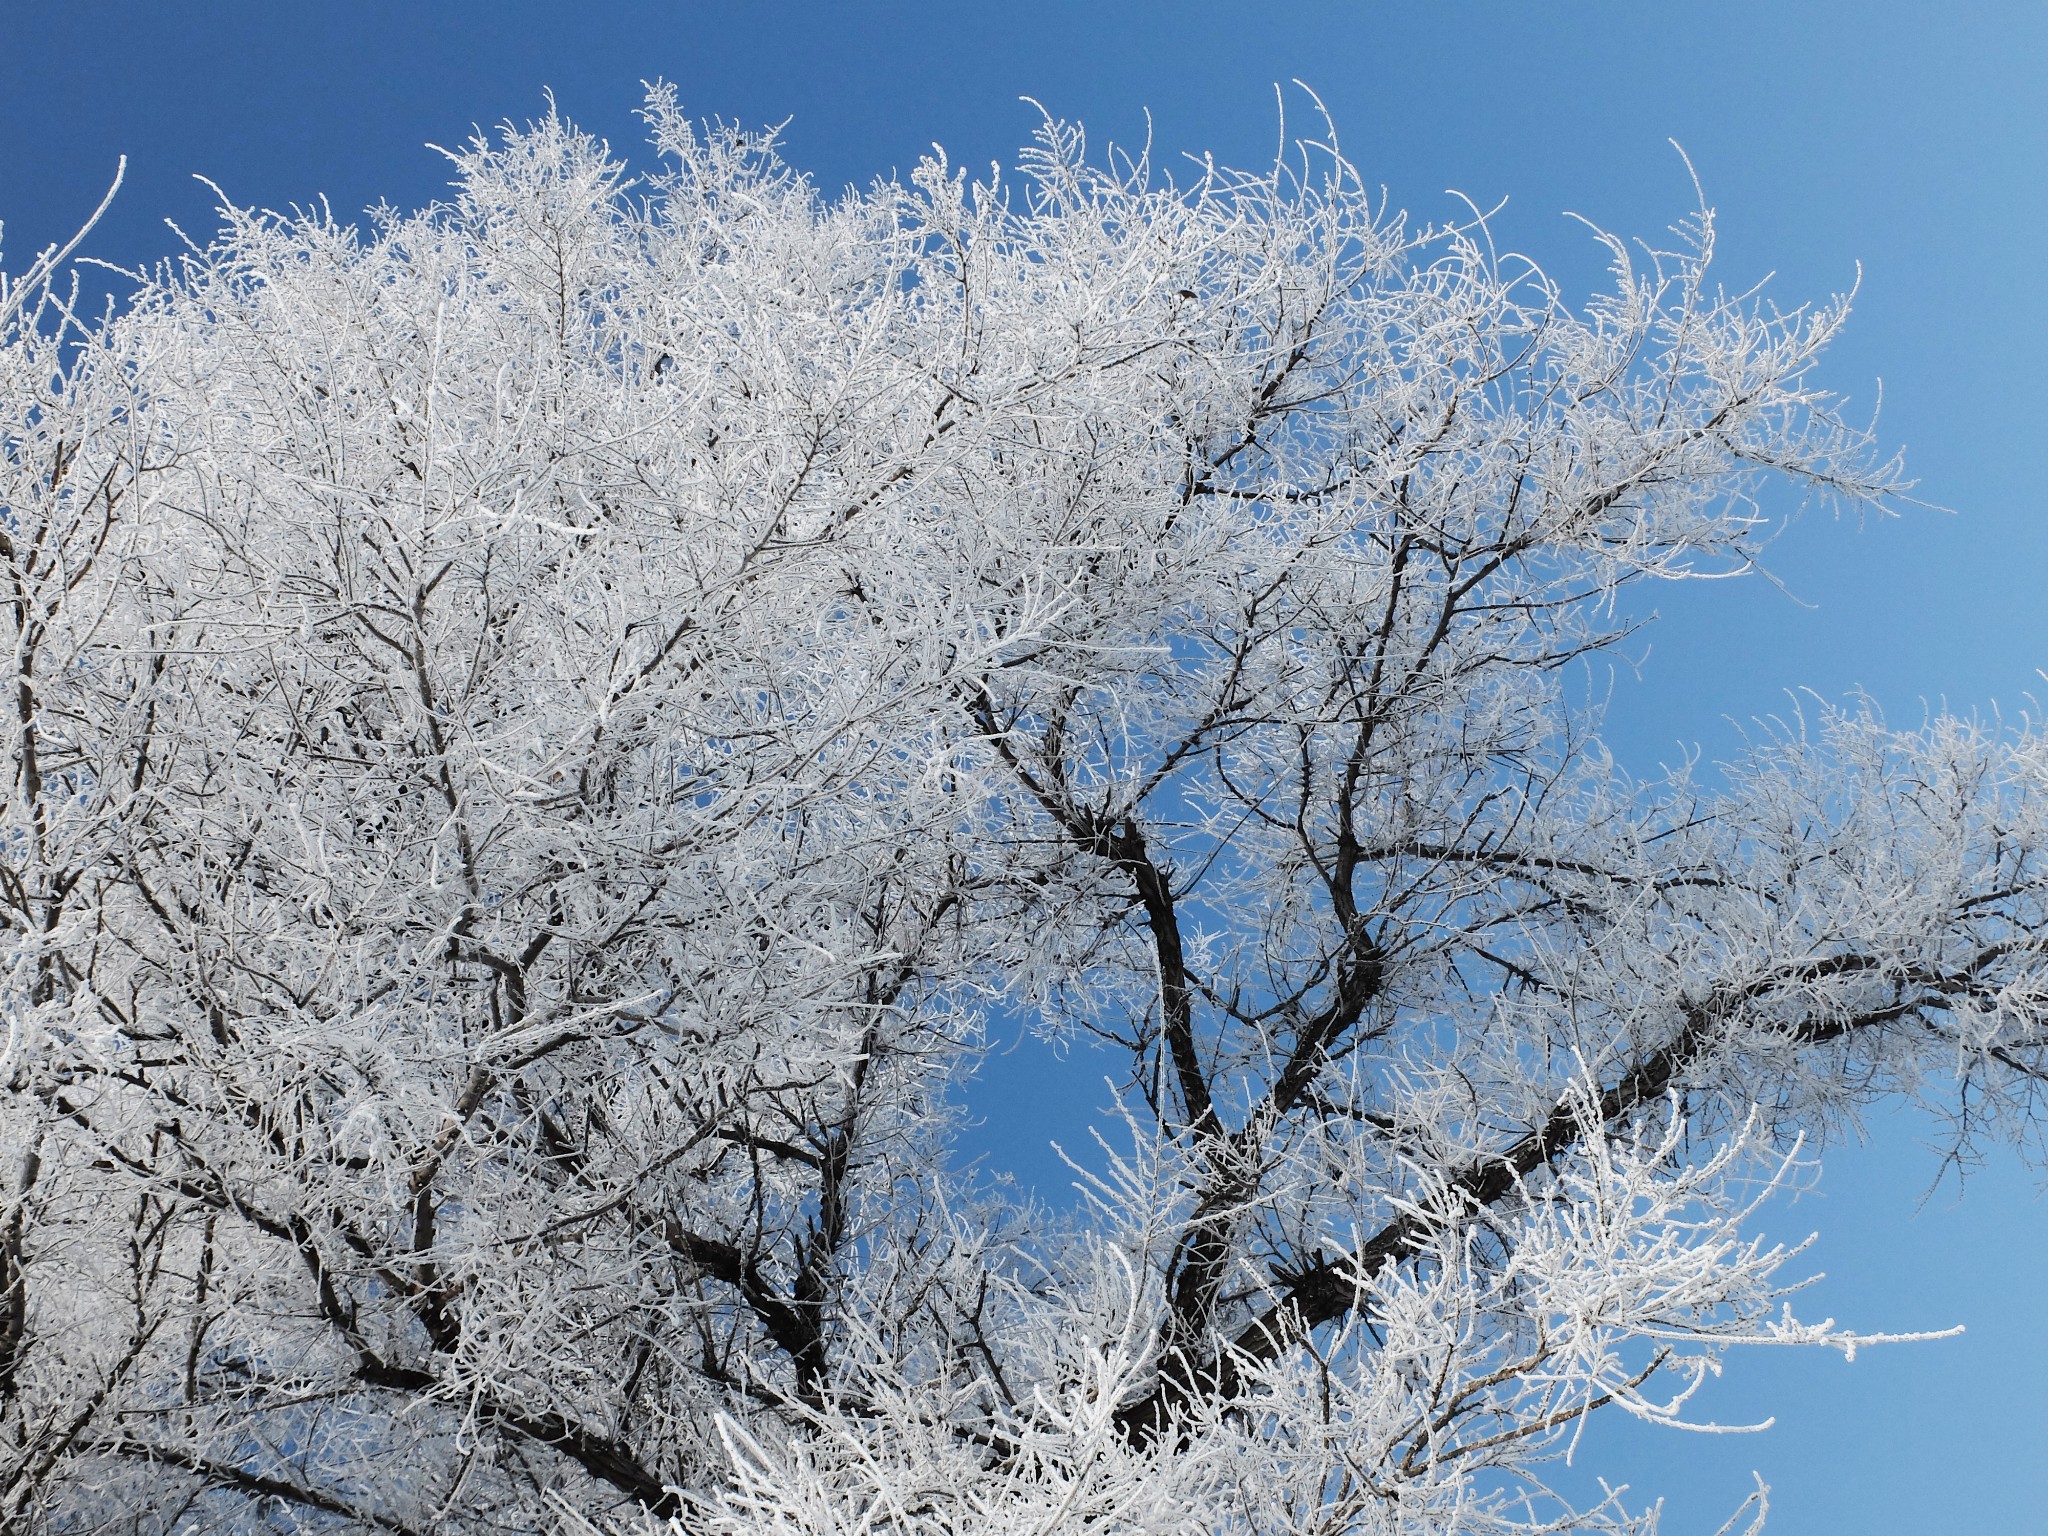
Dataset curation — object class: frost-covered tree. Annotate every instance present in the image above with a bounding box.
[3,92,2045,1535]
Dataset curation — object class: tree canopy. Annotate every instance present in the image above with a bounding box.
[2,95,2043,1534]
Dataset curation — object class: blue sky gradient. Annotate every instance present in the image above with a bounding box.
[4,4,2043,1528]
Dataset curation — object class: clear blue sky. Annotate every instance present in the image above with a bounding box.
[5,4,2042,1529]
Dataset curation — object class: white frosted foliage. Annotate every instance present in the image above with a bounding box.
[1,92,2042,1534]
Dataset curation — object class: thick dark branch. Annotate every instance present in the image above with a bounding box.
[968,686,1214,1135]
[101,1438,431,1536]
[1115,949,1924,1443]
[789,1010,883,1410]
[0,1138,42,1403]
[1153,923,1385,1379]
[1359,837,1725,894]
[664,1222,820,1381]
[1101,817,1214,1137]
[353,1361,679,1517]
[1268,927,1384,1119]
